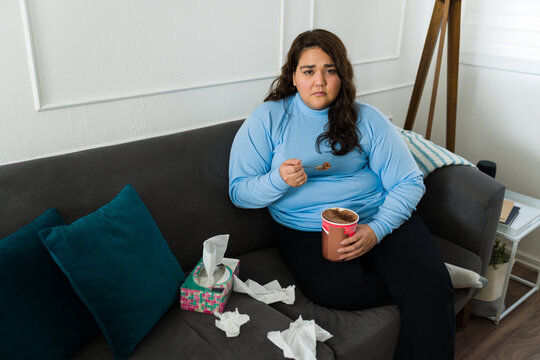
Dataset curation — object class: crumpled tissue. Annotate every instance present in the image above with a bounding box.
[198,234,229,288]
[214,308,250,337]
[233,275,295,305]
[267,316,333,360]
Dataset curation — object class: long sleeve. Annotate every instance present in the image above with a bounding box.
[229,95,425,233]
[363,107,426,242]
[228,106,290,209]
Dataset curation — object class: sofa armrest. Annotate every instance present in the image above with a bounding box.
[418,165,505,276]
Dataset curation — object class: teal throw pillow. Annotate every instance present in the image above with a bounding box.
[0,209,99,360]
[39,184,185,360]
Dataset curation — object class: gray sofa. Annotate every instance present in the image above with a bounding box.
[0,119,505,359]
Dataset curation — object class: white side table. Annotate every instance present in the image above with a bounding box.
[490,190,540,324]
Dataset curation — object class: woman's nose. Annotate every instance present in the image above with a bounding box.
[314,72,325,86]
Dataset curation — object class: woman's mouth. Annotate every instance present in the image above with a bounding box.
[313,91,326,96]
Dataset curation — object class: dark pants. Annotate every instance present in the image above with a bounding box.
[276,213,455,360]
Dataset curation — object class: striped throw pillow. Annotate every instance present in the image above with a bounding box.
[396,127,475,177]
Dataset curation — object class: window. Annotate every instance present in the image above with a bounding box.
[460,0,540,74]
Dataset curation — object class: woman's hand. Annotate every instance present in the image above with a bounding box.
[279,159,307,187]
[337,224,378,260]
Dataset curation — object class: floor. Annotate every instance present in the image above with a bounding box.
[455,263,540,360]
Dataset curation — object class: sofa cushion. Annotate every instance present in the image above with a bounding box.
[435,235,482,312]
[396,126,474,177]
[237,247,400,360]
[72,305,225,360]
[435,235,482,274]
[39,184,185,360]
[180,293,334,359]
[72,294,334,359]
[0,120,276,274]
[0,209,99,360]
[445,263,486,289]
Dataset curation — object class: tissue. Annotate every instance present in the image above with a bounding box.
[201,234,229,286]
[214,308,250,337]
[180,235,240,314]
[267,316,333,360]
[233,275,295,305]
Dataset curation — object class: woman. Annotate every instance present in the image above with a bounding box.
[228,29,455,359]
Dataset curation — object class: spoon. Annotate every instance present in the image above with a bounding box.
[303,162,331,171]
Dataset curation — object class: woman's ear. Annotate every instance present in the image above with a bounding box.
[292,72,296,87]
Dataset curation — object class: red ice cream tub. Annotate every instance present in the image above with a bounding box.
[321,208,359,262]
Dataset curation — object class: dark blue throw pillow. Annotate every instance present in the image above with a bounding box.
[0,209,99,360]
[39,184,185,360]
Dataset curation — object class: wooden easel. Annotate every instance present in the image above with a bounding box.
[403,0,461,152]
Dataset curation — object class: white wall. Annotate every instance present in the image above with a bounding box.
[422,0,540,267]
[2,1,539,262]
[1,0,430,166]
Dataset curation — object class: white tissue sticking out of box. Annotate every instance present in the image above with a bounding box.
[267,316,333,360]
[233,275,295,305]
[197,234,229,288]
[214,308,250,337]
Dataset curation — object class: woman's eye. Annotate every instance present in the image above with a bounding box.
[303,70,313,75]
[327,69,337,74]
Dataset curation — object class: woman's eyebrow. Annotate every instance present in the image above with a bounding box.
[299,64,336,69]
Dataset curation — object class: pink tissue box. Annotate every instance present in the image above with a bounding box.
[180,258,239,314]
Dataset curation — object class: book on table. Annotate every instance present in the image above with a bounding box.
[503,206,520,226]
[499,200,540,236]
[499,199,514,223]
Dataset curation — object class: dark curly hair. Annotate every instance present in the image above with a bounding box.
[265,29,360,155]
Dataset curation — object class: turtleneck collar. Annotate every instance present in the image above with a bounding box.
[293,92,329,118]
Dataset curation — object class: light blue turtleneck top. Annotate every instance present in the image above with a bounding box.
[228,93,425,242]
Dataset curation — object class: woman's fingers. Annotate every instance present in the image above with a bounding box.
[337,225,378,260]
[280,159,307,187]
[338,241,366,260]
[288,172,307,187]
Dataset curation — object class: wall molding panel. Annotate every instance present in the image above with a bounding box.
[19,0,285,112]
[6,0,455,172]
[19,0,411,113]
[19,0,42,111]
[311,0,406,66]
[356,82,414,98]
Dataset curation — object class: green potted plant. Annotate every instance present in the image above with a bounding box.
[489,238,511,269]
[474,237,511,302]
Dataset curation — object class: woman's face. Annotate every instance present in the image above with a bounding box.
[292,47,342,110]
